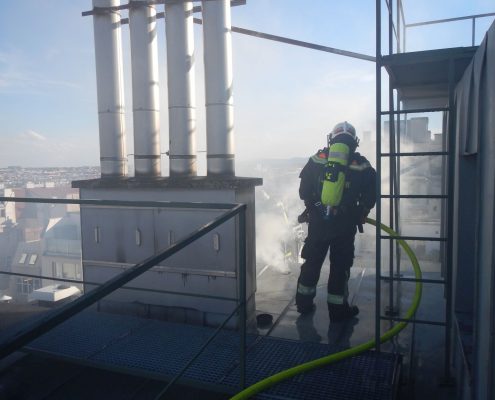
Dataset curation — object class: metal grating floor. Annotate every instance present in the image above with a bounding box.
[25,310,400,400]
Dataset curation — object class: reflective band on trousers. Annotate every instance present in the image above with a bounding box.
[297,283,317,296]
[327,293,344,305]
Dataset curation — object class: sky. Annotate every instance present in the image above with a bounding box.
[0,0,494,172]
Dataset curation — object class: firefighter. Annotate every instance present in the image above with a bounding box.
[296,121,376,322]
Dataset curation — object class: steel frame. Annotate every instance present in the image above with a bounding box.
[376,0,461,382]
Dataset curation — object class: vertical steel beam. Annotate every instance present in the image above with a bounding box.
[444,59,456,381]
[239,209,247,389]
[388,0,396,318]
[375,0,382,351]
[490,201,495,400]
[395,92,402,279]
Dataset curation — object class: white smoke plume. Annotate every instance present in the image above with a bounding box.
[247,160,307,274]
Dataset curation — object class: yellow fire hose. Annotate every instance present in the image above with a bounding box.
[231,218,422,400]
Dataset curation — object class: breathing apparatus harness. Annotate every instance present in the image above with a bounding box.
[298,122,363,228]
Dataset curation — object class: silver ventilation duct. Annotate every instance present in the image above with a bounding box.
[165,0,197,177]
[129,0,161,177]
[92,0,127,177]
[202,0,235,176]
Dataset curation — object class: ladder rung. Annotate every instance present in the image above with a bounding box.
[381,194,447,199]
[380,316,446,326]
[380,106,450,115]
[381,151,449,157]
[380,275,446,284]
[380,235,447,242]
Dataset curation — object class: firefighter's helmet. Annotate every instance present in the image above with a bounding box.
[328,121,359,146]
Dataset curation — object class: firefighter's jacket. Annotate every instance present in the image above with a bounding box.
[299,148,377,238]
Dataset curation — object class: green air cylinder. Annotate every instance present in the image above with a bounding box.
[320,142,350,207]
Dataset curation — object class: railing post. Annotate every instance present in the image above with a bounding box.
[239,207,247,389]
[403,25,407,53]
[388,0,393,56]
[396,0,401,53]
[472,17,476,46]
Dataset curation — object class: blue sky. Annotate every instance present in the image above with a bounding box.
[0,0,493,171]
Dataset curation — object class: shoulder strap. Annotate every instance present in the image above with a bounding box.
[310,148,328,164]
[348,159,371,171]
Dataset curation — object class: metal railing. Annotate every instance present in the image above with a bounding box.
[405,11,495,49]
[0,196,249,393]
[389,0,495,54]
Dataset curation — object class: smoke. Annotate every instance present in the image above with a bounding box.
[248,160,307,274]
[256,212,293,274]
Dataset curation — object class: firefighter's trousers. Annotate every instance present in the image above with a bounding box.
[296,231,356,310]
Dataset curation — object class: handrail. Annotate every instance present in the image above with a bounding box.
[395,2,495,52]
[0,196,236,210]
[405,11,495,48]
[0,202,247,359]
[405,12,495,28]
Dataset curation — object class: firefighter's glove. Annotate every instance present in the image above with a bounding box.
[297,208,310,224]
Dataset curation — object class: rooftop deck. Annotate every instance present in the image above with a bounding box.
[0,250,455,399]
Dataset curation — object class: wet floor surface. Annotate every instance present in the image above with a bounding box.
[0,256,456,399]
[254,256,457,399]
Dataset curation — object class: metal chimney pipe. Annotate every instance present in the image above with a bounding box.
[165,0,197,176]
[202,0,235,176]
[129,0,161,177]
[92,0,127,177]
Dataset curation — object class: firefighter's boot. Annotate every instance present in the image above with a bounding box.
[328,303,359,322]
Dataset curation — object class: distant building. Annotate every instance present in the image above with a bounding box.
[0,188,17,226]
[41,213,83,291]
[9,240,42,303]
[0,220,21,294]
[2,187,82,302]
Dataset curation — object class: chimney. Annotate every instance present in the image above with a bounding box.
[202,0,235,176]
[92,0,127,177]
[129,0,161,177]
[165,0,197,177]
